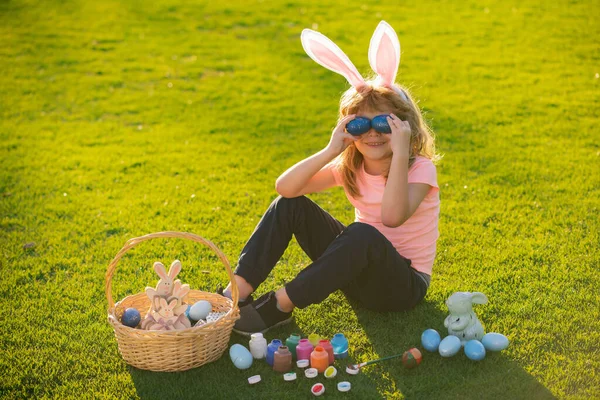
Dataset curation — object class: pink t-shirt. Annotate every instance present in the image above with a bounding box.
[327,156,440,275]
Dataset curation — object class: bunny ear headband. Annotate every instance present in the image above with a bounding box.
[301,20,408,101]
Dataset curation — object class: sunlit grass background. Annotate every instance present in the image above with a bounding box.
[1,0,598,398]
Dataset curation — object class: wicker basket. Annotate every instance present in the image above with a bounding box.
[105,231,240,372]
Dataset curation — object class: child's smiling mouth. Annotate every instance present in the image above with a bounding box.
[365,142,385,147]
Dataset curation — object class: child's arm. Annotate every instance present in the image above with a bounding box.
[383,159,431,227]
[275,115,357,198]
[381,114,431,227]
[275,149,337,197]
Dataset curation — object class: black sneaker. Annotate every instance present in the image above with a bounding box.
[232,291,293,336]
[216,284,254,308]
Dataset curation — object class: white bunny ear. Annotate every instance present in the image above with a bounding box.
[301,28,367,90]
[368,20,401,88]
[168,260,182,279]
[154,262,168,280]
[471,292,488,305]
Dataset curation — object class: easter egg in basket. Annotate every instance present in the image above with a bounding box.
[121,308,141,328]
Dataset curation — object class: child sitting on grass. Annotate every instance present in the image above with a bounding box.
[219,21,440,335]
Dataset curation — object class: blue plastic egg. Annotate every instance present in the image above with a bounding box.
[481,333,509,352]
[121,308,141,328]
[346,117,371,136]
[464,340,486,361]
[229,344,253,370]
[438,335,461,357]
[371,115,392,133]
[189,300,212,321]
[421,329,441,352]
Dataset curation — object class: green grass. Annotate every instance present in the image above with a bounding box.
[1,0,599,398]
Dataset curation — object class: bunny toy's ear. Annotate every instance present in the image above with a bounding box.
[471,292,488,305]
[168,260,182,279]
[154,262,168,280]
[368,20,401,89]
[301,28,367,90]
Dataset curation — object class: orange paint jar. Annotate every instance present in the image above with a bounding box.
[318,339,335,365]
[310,346,329,373]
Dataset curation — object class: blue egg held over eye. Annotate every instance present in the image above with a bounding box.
[371,115,392,133]
[346,117,371,136]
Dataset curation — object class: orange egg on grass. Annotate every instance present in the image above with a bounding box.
[402,348,422,369]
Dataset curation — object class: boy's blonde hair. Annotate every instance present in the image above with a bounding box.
[335,78,440,198]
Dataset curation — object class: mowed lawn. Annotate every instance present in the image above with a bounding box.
[1,0,598,398]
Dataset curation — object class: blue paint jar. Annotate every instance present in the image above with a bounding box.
[266,339,282,366]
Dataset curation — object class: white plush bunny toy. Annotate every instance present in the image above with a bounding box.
[444,291,488,345]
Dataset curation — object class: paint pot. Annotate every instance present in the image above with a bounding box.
[311,383,325,397]
[283,372,297,381]
[285,333,301,359]
[318,339,334,365]
[331,333,349,359]
[308,333,321,347]
[273,346,292,373]
[296,339,314,361]
[249,332,268,359]
[324,365,337,379]
[266,339,282,366]
[346,365,360,375]
[337,381,352,392]
[248,375,261,385]
[310,346,329,373]
[305,368,318,379]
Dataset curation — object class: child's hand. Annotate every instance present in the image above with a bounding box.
[325,114,359,156]
[387,114,411,156]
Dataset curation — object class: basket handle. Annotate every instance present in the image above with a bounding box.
[105,231,239,309]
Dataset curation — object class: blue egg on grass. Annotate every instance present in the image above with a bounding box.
[421,329,441,352]
[121,308,141,328]
[464,340,486,361]
[229,344,253,370]
[481,333,509,352]
[438,335,461,357]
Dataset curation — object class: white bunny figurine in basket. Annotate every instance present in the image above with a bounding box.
[444,291,488,345]
[145,260,182,308]
[146,298,191,331]
[141,260,191,330]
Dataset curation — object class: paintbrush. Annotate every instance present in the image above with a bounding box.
[346,353,404,374]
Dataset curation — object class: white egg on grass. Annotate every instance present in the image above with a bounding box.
[481,333,509,351]
[438,335,461,357]
[229,344,253,370]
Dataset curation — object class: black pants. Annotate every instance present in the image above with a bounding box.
[235,196,427,312]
